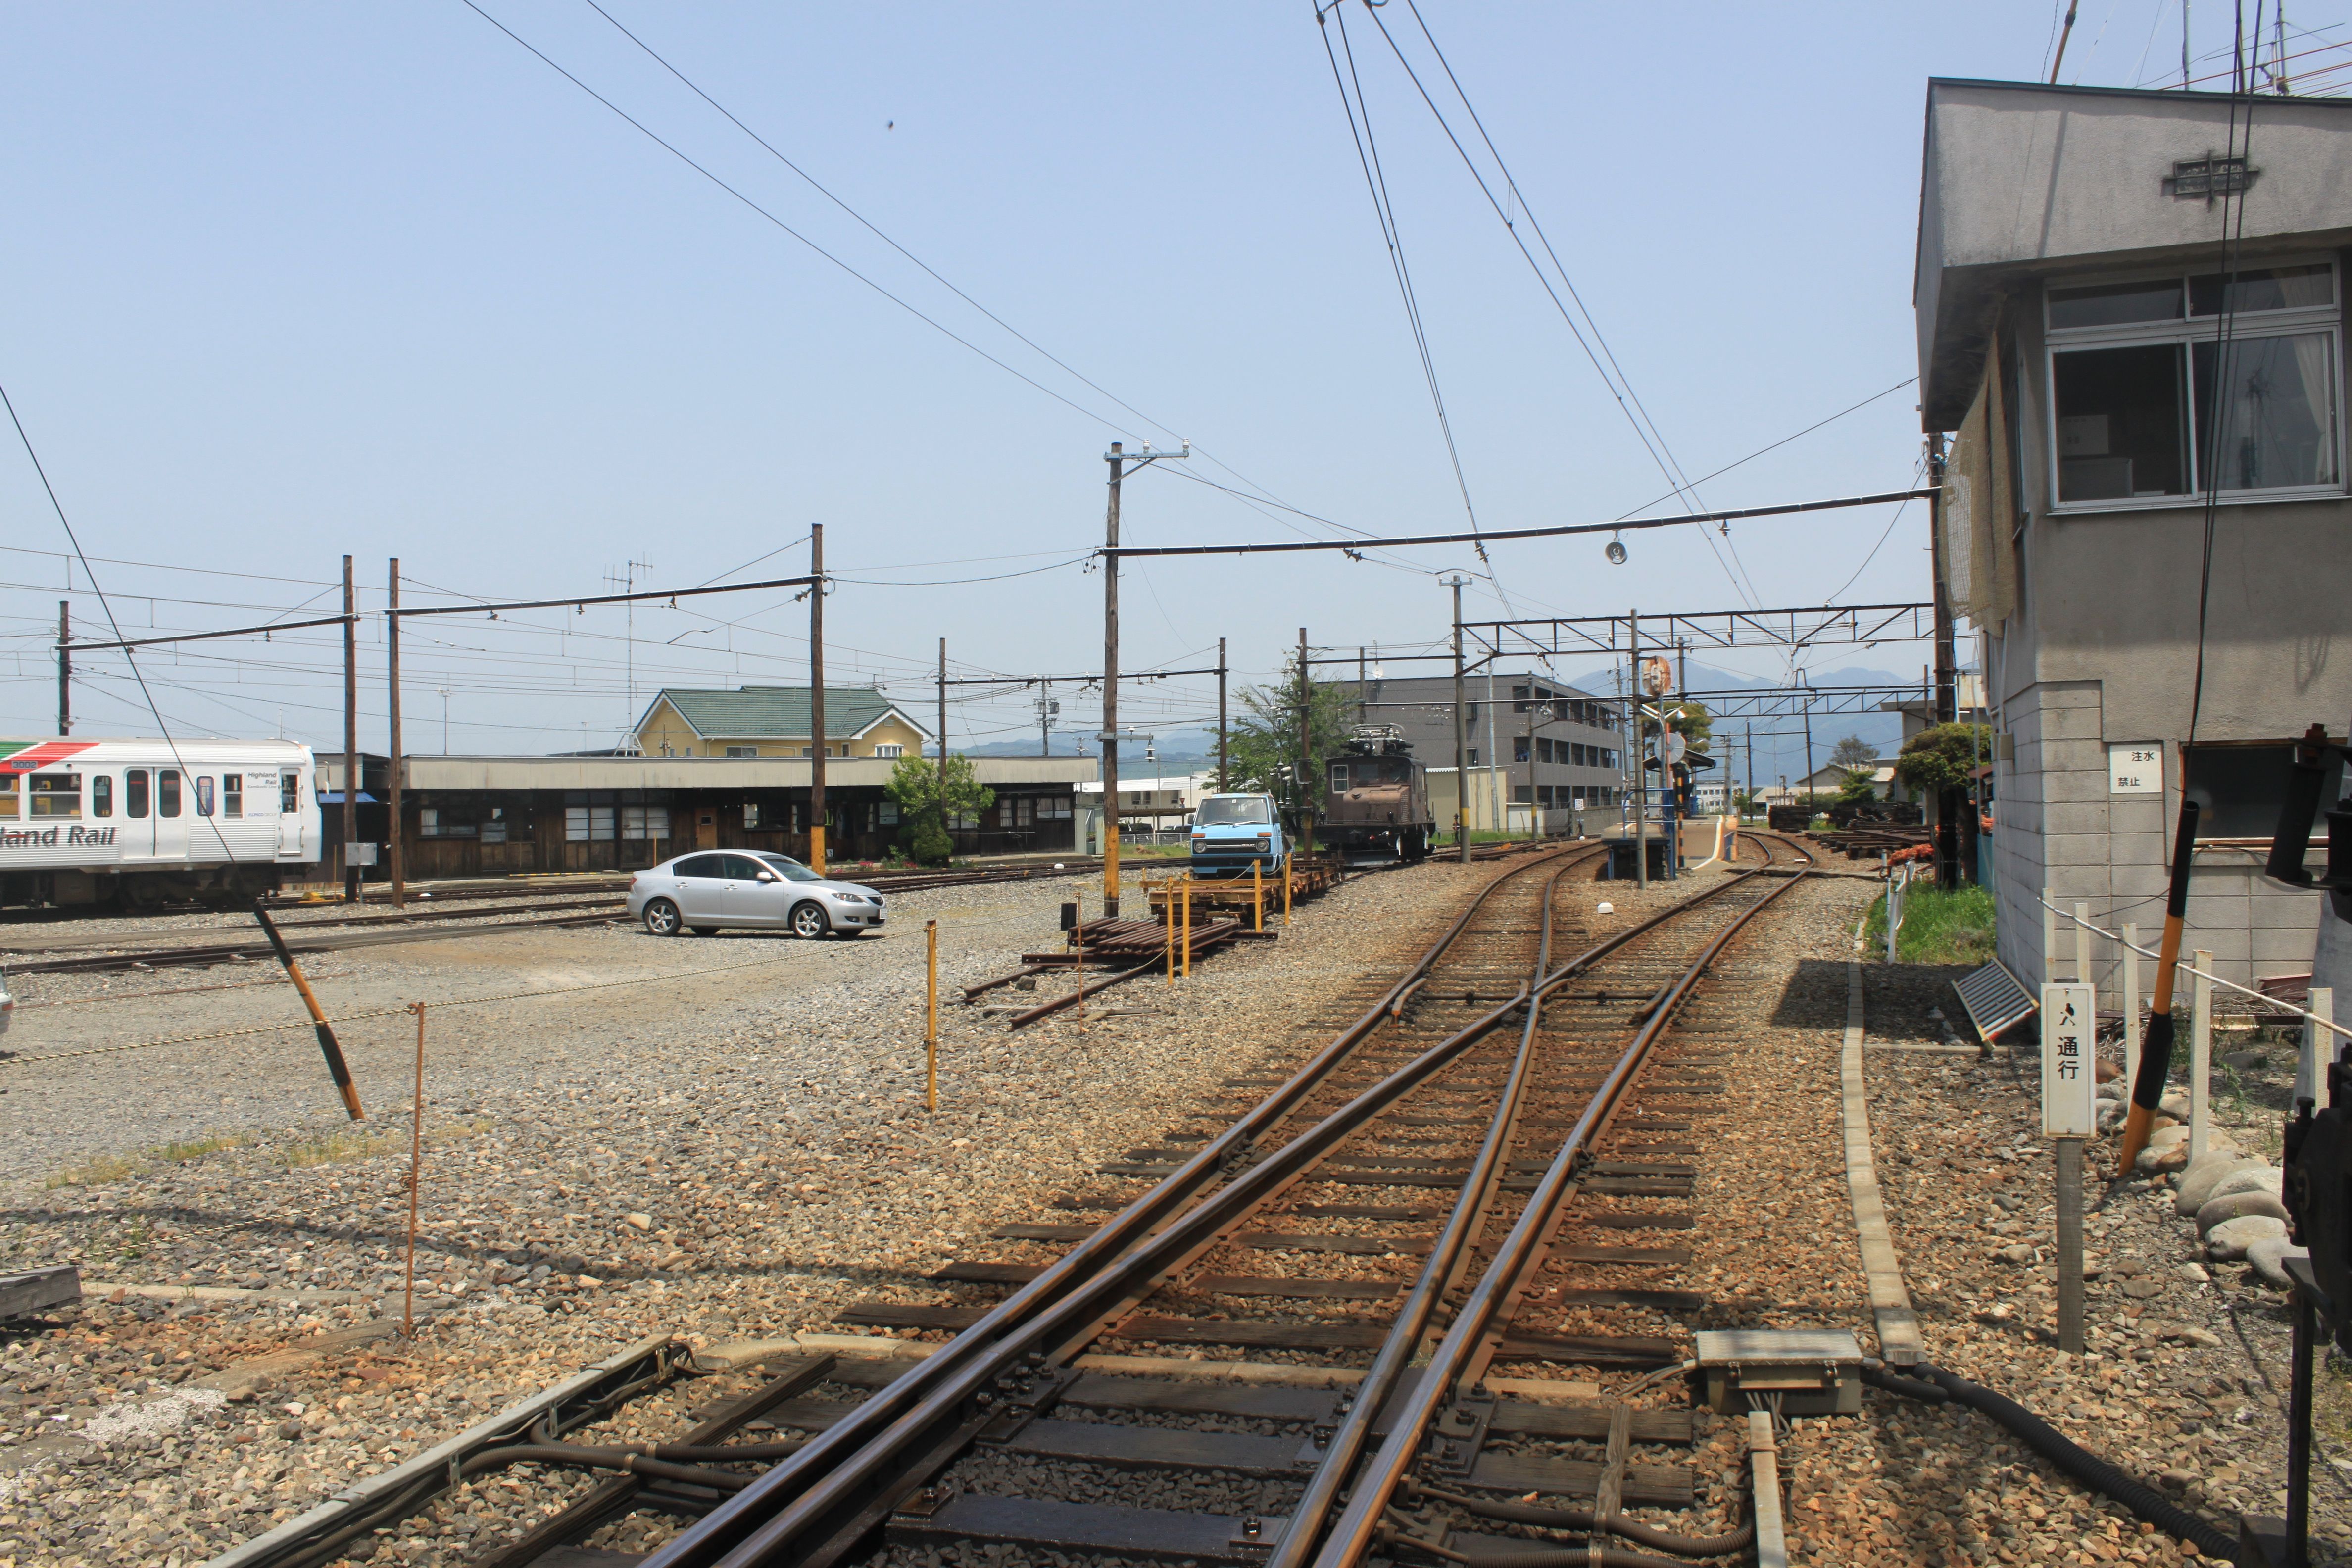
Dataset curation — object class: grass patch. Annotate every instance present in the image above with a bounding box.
[45,1131,249,1189]
[272,1120,483,1169]
[1862,882,1997,965]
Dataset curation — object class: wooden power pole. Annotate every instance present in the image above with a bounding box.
[387,559,405,908]
[1102,442,1124,918]
[343,556,359,902]
[55,601,69,736]
[1217,637,1228,792]
[810,524,827,875]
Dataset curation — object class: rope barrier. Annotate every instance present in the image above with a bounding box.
[2033,889,2351,1044]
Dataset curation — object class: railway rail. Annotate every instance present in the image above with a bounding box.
[0,863,1108,976]
[198,833,1839,1568]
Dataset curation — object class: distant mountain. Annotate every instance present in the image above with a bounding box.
[960,727,1218,763]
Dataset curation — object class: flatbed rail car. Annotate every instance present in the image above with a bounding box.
[0,737,321,908]
[1322,725,1433,860]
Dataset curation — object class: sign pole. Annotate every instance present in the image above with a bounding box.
[2043,980,2096,1354]
[925,919,938,1112]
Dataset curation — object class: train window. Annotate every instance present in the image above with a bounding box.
[1329,763,1349,794]
[281,772,300,814]
[0,774,15,818]
[223,774,242,818]
[158,770,182,818]
[28,775,80,819]
[92,776,112,818]
[126,770,149,818]
[196,776,215,817]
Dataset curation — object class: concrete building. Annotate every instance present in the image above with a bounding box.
[1917,77,2352,986]
[1352,671,1629,815]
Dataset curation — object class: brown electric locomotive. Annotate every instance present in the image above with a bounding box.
[1322,725,1434,861]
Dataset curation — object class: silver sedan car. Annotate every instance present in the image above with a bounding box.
[628,851,887,939]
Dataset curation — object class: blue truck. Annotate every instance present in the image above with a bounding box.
[1188,791,1287,878]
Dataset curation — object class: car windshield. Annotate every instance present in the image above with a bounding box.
[1195,797,1273,826]
[754,854,827,882]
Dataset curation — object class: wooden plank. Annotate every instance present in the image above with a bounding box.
[1586,1178,1695,1197]
[0,1265,80,1319]
[837,1302,985,1331]
[929,1262,1043,1285]
[891,1494,1278,1563]
[1491,1402,1691,1444]
[1192,1275,1401,1301]
[1115,1315,1394,1351]
[1548,1287,1707,1311]
[993,1223,1094,1242]
[1062,1373,1336,1423]
[1003,1418,1305,1476]
[1461,1454,1693,1506]
[1581,1212,1694,1230]
[1552,1244,1691,1266]
[1235,1231,1433,1256]
[1286,1203,1437,1220]
[1490,1330,1679,1367]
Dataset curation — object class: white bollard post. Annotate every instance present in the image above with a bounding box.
[2300,986,2337,1112]
[2189,950,2214,1166]
[2121,922,2143,1093]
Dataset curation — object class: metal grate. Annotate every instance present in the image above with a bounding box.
[2167,155,2258,200]
[1953,958,2037,1043]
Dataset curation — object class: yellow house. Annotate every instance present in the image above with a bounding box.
[633,686,931,760]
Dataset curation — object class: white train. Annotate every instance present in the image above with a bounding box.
[0,736,321,908]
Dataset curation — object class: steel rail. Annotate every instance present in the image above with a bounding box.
[1303,867,1812,1568]
[653,851,1765,1568]
[1263,851,1605,1566]
[642,843,1603,1568]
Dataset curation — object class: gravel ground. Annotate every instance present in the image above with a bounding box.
[0,855,1507,1567]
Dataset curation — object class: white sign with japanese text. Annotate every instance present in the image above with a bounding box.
[2107,743,2164,795]
[2041,981,2098,1136]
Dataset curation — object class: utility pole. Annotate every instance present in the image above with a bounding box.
[1035,679,1049,757]
[809,525,827,875]
[1629,609,1647,889]
[1449,576,1470,862]
[1298,627,1314,851]
[1358,647,1368,725]
[343,557,359,902]
[1095,438,1188,917]
[938,638,949,766]
[1103,441,1125,918]
[1677,638,1689,701]
[1217,637,1229,792]
[1928,433,1961,889]
[55,601,69,736]
[439,687,450,754]
[387,559,405,908]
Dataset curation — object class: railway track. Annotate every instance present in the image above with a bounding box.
[0,863,1106,976]
[202,836,1837,1568]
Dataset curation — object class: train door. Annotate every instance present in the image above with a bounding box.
[135,771,187,865]
[278,770,305,857]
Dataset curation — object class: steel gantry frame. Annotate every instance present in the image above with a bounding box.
[1457,602,1934,663]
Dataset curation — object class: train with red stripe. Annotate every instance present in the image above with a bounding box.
[0,737,321,908]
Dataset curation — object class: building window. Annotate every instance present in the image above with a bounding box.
[725,746,757,758]
[1513,735,1530,763]
[874,743,903,758]
[622,805,670,840]
[878,801,900,825]
[1511,784,1533,804]
[2047,260,2340,507]
[1466,749,1479,768]
[565,805,617,842]
[1038,795,1072,820]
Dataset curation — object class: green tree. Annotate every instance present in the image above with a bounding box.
[1836,768,1881,805]
[1830,734,1876,771]
[1642,699,1711,752]
[1224,660,1357,826]
[1893,722,1993,795]
[884,753,995,867]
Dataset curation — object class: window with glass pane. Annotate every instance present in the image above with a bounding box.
[2047,260,2342,504]
[222,774,241,818]
[0,776,17,819]
[2193,333,2338,491]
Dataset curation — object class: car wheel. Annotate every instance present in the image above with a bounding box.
[790,902,831,939]
[691,926,721,938]
[643,899,682,936]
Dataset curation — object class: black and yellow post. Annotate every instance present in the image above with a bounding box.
[252,901,363,1120]
[2116,798,2200,1175]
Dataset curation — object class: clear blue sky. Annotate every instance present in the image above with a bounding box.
[1,1,2332,761]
